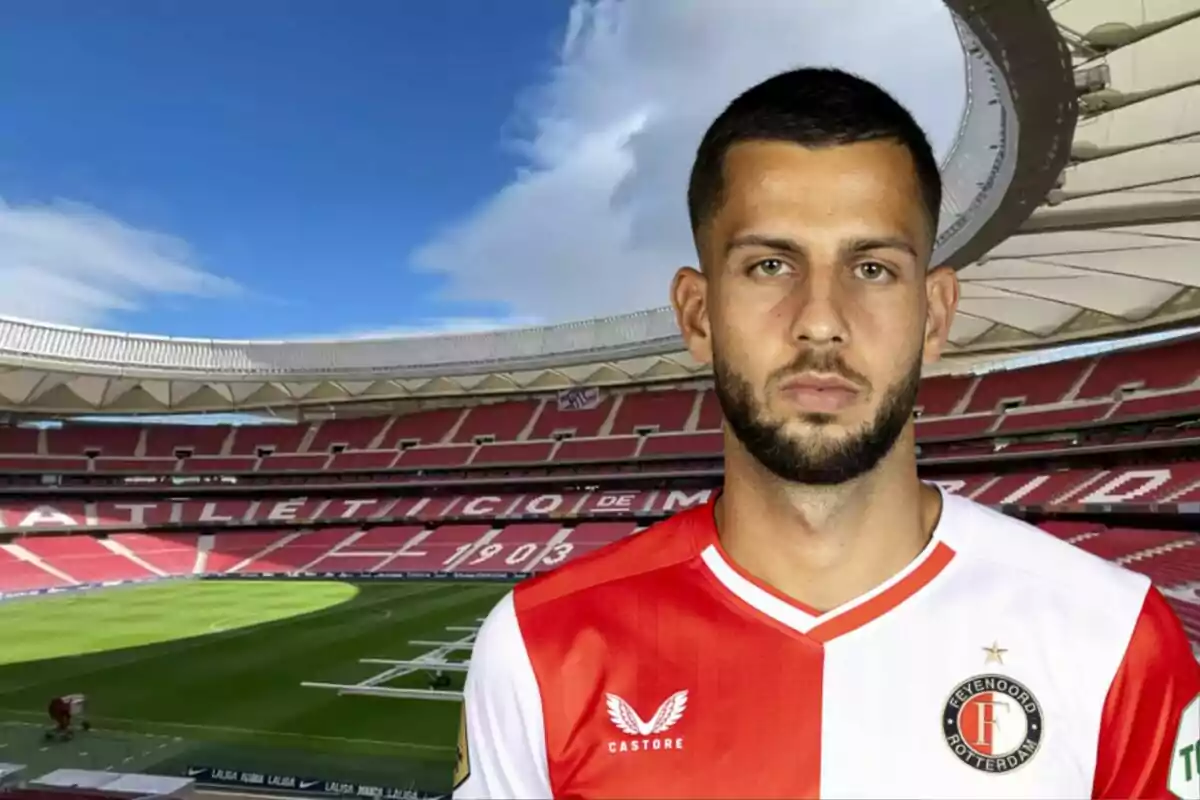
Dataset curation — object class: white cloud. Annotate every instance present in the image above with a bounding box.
[412,0,966,324]
[0,198,240,327]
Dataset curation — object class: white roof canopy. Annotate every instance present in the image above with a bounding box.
[952,0,1200,349]
[2,0,1196,416]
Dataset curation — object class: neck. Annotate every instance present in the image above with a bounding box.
[715,426,940,613]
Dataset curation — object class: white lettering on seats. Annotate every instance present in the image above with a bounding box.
[111,503,158,525]
[467,544,503,565]
[461,496,503,515]
[442,543,474,565]
[267,498,307,521]
[504,543,538,565]
[19,506,77,528]
[198,502,235,523]
[524,494,565,515]
[1075,470,1173,504]
[540,543,574,566]
[593,492,640,511]
[336,499,378,519]
[660,489,713,512]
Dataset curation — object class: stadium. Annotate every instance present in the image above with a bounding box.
[1,0,1199,798]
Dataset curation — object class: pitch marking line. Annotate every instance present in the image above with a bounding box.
[0,709,452,752]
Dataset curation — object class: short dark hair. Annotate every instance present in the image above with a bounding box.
[687,67,942,237]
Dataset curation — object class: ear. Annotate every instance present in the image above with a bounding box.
[671,266,713,366]
[922,265,959,364]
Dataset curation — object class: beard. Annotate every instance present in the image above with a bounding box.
[713,346,922,486]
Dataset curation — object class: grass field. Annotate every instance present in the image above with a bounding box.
[0,579,510,795]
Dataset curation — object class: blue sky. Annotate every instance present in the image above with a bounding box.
[0,0,967,340]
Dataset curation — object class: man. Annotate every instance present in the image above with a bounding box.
[46,693,90,741]
[454,68,1200,799]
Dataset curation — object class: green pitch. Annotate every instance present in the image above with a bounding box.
[0,579,510,795]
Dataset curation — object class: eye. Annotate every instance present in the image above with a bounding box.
[750,258,792,277]
[853,261,894,282]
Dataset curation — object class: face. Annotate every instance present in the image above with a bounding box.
[673,139,958,485]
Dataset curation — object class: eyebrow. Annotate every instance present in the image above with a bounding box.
[847,237,920,259]
[725,234,803,257]
[725,234,919,260]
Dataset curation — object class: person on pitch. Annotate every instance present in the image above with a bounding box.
[46,693,90,741]
[453,67,1200,799]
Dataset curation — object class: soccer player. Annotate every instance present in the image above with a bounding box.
[46,693,89,740]
[453,68,1200,799]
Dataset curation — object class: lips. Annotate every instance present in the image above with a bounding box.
[778,373,861,413]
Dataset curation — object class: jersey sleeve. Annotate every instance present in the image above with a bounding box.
[1093,586,1200,800]
[453,590,552,800]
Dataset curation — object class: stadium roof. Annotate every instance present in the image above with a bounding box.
[960,0,1200,350]
[0,0,1197,417]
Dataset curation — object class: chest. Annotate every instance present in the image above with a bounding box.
[537,597,1107,799]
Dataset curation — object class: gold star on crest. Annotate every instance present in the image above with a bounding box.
[983,641,1008,666]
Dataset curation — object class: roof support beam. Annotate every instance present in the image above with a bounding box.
[1021,199,1200,234]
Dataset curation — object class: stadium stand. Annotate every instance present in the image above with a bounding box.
[0,338,1198,476]
[1,338,1198,661]
[4,463,1200,536]
[1,506,1195,644]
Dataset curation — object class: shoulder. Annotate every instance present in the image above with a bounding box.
[1093,585,1200,798]
[458,591,553,799]
[471,590,527,674]
[513,503,709,615]
[469,505,709,693]
[935,491,1155,664]
[1125,586,1199,667]
[938,490,1151,605]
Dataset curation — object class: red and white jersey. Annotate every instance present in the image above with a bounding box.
[454,490,1200,799]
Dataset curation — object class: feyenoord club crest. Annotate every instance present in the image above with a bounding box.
[942,674,1043,773]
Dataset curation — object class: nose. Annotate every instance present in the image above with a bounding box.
[787,263,849,346]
